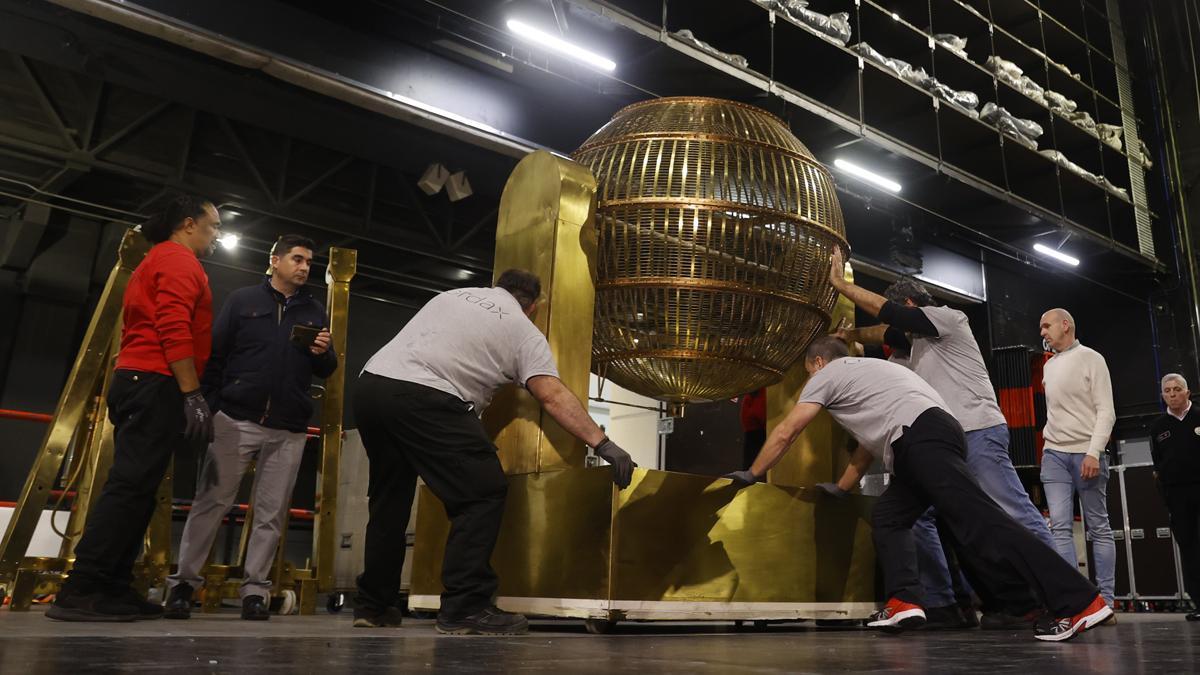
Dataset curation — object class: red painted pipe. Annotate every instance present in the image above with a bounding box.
[0,408,327,439]
[0,409,54,423]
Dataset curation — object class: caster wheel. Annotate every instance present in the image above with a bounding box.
[278,589,298,615]
[585,618,617,634]
[327,592,346,614]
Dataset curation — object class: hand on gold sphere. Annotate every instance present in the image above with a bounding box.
[829,246,847,289]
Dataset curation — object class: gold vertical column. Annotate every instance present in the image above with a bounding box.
[765,262,858,487]
[482,150,598,475]
[313,246,357,591]
[0,229,148,590]
[60,331,121,560]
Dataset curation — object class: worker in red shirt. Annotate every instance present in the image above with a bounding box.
[740,388,767,470]
[48,194,221,622]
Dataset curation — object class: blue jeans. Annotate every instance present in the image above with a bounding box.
[1040,448,1115,605]
[915,424,1054,606]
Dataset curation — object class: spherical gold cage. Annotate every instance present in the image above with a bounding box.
[572,97,847,403]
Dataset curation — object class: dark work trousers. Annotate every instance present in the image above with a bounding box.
[872,408,1098,617]
[353,373,508,620]
[743,429,766,470]
[1163,484,1200,602]
[64,370,186,593]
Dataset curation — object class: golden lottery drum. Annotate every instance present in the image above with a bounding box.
[571,97,847,403]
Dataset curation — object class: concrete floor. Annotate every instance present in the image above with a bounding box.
[0,608,1196,673]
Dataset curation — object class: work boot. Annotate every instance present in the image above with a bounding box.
[241,595,271,621]
[353,605,404,628]
[114,587,163,620]
[980,608,1041,630]
[163,584,193,620]
[436,605,528,635]
[45,586,138,623]
[924,604,972,630]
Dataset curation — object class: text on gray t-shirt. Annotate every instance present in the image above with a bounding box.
[363,286,559,414]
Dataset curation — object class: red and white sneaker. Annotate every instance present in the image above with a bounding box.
[867,597,926,632]
[1033,595,1113,642]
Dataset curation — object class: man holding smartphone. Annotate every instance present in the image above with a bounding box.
[164,234,336,620]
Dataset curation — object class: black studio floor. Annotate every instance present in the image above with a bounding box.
[1,608,1196,673]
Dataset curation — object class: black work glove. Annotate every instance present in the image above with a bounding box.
[723,469,760,487]
[182,389,214,443]
[816,482,848,498]
[594,438,636,489]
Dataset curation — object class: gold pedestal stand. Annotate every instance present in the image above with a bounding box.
[409,151,876,628]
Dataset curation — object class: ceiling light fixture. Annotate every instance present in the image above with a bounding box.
[833,158,902,193]
[219,233,240,250]
[1033,242,1079,266]
[506,19,617,72]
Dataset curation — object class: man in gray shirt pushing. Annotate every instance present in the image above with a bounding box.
[730,336,1109,641]
[352,269,634,635]
[830,248,1053,629]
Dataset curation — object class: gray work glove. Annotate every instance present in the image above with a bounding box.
[723,469,760,487]
[594,438,636,489]
[816,482,848,498]
[182,389,214,443]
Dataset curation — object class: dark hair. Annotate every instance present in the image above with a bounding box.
[271,234,316,257]
[884,277,934,307]
[805,335,850,363]
[495,268,541,310]
[141,193,214,244]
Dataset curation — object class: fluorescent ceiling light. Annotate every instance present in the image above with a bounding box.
[1033,242,1079,266]
[219,233,240,250]
[833,158,902,193]
[507,19,616,72]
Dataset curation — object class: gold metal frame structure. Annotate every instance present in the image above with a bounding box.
[0,229,150,607]
[572,97,848,403]
[410,122,875,626]
[0,237,357,613]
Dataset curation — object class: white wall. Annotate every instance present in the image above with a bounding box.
[587,374,662,470]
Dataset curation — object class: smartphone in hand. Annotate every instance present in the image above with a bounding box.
[290,324,321,349]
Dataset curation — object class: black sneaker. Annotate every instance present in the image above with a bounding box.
[353,605,404,628]
[114,587,164,620]
[980,609,1041,630]
[241,595,271,621]
[958,604,980,629]
[45,587,138,622]
[164,584,193,620]
[924,604,972,630]
[436,605,529,635]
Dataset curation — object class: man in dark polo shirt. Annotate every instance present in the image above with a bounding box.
[1150,373,1200,621]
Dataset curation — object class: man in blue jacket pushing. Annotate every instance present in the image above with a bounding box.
[164,234,337,620]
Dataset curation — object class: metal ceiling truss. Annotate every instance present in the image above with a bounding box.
[0,53,496,302]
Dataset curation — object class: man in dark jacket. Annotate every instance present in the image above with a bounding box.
[1150,373,1200,621]
[164,234,337,621]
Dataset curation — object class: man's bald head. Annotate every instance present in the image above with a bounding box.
[1039,307,1076,352]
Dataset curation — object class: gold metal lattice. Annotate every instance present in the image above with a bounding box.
[571,97,847,403]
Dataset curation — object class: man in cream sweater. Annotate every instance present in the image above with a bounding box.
[1039,308,1116,610]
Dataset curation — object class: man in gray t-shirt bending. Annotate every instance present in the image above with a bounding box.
[831,248,1053,630]
[730,336,1108,642]
[352,269,634,635]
